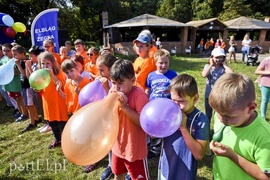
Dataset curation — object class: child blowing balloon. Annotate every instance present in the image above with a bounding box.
[38,52,68,149]
[209,73,270,179]
[109,59,149,180]
[158,74,210,180]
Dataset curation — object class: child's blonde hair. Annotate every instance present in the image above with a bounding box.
[209,73,255,113]
[169,73,198,98]
[38,52,61,75]
[154,48,170,62]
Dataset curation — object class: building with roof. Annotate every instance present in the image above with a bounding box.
[104,14,193,55]
[104,14,270,55]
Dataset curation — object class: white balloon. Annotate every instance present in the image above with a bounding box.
[0,58,15,85]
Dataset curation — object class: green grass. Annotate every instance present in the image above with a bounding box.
[0,54,269,179]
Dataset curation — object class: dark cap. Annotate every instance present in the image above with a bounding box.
[29,45,43,55]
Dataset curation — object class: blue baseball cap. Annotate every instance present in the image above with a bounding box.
[133,34,151,44]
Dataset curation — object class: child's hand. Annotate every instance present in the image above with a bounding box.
[117,92,128,109]
[180,111,187,128]
[14,59,20,65]
[55,80,65,99]
[25,60,32,68]
[98,77,110,91]
[210,140,234,158]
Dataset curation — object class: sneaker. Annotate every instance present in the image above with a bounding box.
[21,123,36,133]
[48,140,61,149]
[37,124,48,131]
[15,114,29,122]
[35,118,43,124]
[12,112,21,119]
[12,109,19,115]
[40,125,52,133]
[100,166,113,180]
[125,173,131,180]
[84,164,96,173]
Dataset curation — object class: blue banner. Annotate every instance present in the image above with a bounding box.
[31,8,59,53]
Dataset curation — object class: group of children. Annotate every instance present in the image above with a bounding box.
[1,29,270,179]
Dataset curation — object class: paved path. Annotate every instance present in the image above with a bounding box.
[234,53,270,62]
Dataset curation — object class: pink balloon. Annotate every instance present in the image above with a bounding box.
[78,80,106,106]
[2,27,16,38]
[140,98,182,138]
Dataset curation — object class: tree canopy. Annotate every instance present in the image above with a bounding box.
[1,0,270,46]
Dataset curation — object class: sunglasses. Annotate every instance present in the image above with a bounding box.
[87,53,93,56]
[3,49,11,52]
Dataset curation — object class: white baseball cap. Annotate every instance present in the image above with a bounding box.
[211,47,225,57]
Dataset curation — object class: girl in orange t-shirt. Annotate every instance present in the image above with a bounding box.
[61,59,90,114]
[43,38,62,65]
[38,52,68,149]
[85,47,99,79]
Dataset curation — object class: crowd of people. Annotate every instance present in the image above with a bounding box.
[0,29,270,180]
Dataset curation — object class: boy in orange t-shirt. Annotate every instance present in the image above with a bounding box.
[74,39,90,64]
[61,59,90,114]
[133,34,156,91]
[110,59,149,180]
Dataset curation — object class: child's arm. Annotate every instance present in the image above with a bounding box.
[14,59,26,77]
[210,141,270,179]
[25,60,33,78]
[222,61,233,73]
[202,59,214,77]
[145,87,150,97]
[180,113,208,160]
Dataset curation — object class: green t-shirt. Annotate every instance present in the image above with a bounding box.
[213,112,270,180]
[1,58,22,92]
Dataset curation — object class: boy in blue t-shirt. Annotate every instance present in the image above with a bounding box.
[159,74,210,179]
[146,49,177,158]
[146,48,177,100]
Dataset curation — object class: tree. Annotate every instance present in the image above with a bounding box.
[218,0,252,21]
[157,0,193,23]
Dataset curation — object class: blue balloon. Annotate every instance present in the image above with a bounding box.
[2,15,14,27]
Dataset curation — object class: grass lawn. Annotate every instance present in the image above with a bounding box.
[0,54,269,179]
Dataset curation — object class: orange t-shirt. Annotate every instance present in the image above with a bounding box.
[209,40,214,47]
[148,45,158,59]
[41,70,68,121]
[77,51,90,64]
[64,77,90,114]
[112,86,149,162]
[133,56,156,90]
[84,62,98,76]
[221,42,226,49]
[52,52,62,65]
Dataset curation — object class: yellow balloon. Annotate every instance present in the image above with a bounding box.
[62,93,120,165]
[12,22,26,32]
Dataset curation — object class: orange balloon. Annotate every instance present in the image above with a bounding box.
[62,92,119,165]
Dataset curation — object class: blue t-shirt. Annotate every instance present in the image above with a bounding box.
[204,64,225,98]
[159,108,210,180]
[146,70,177,100]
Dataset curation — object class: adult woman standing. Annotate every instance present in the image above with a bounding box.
[241,34,252,63]
[255,57,270,120]
[228,36,237,63]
